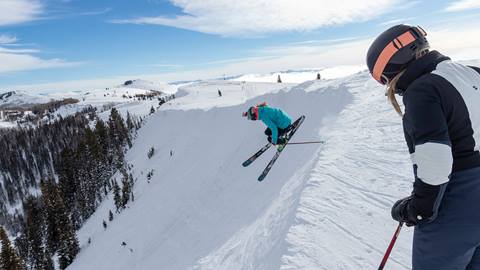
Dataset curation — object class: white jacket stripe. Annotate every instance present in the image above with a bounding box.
[433,61,480,152]
[411,142,453,186]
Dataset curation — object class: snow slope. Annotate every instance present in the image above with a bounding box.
[0,90,53,108]
[68,71,414,270]
[117,79,177,94]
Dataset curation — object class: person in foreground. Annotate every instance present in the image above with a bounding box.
[243,103,292,150]
[367,24,480,269]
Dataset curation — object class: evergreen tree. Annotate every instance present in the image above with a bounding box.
[23,197,46,270]
[95,119,110,163]
[82,128,103,217]
[74,140,91,222]
[14,233,28,268]
[317,73,321,80]
[147,147,155,159]
[126,112,135,131]
[40,179,61,254]
[56,195,79,270]
[113,181,122,212]
[95,119,114,192]
[109,108,131,148]
[103,220,107,230]
[277,74,282,83]
[57,148,79,227]
[109,210,114,222]
[42,256,54,270]
[0,226,24,270]
[57,227,79,270]
[150,106,155,114]
[120,169,131,208]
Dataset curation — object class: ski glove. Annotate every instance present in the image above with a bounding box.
[268,136,286,145]
[391,196,417,227]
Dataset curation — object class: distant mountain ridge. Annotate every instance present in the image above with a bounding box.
[0,90,54,109]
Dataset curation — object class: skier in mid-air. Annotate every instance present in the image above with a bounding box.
[242,103,292,149]
[242,103,305,181]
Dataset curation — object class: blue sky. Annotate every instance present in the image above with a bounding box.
[1,0,480,92]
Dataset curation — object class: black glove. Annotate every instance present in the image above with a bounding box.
[391,196,417,227]
[267,136,275,145]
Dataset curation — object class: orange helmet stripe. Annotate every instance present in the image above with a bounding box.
[372,31,417,83]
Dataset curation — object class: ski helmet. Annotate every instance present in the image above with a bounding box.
[244,106,259,120]
[367,25,429,85]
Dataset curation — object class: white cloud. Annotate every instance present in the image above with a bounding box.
[0,1,77,74]
[446,0,480,12]
[0,34,18,44]
[0,43,81,74]
[113,0,402,36]
[0,0,42,26]
[428,26,480,61]
[78,7,112,16]
[147,64,183,68]
[379,17,416,26]
[0,51,79,73]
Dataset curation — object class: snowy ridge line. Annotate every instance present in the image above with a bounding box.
[280,73,413,270]
[232,65,366,84]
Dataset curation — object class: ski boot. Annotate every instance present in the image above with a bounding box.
[276,136,288,151]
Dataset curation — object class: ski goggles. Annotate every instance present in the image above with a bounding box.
[372,26,427,85]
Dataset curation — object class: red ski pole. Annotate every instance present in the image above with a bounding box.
[378,222,403,270]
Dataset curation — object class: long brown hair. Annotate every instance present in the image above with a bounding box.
[386,49,429,116]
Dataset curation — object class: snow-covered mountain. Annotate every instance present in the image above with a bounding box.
[117,79,177,94]
[66,70,415,270]
[0,90,53,109]
[0,79,176,127]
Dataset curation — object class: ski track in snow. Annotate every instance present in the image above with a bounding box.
[68,72,416,270]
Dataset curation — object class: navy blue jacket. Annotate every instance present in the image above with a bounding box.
[397,51,480,223]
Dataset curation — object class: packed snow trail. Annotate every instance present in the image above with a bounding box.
[68,72,414,270]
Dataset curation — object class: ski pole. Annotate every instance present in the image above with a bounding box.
[285,141,325,145]
[378,222,403,270]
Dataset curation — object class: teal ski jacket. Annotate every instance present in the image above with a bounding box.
[258,106,292,144]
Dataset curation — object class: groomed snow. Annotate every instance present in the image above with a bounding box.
[68,70,415,270]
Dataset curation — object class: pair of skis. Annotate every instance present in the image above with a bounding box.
[242,115,305,181]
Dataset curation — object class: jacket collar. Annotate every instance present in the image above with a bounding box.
[396,51,450,94]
